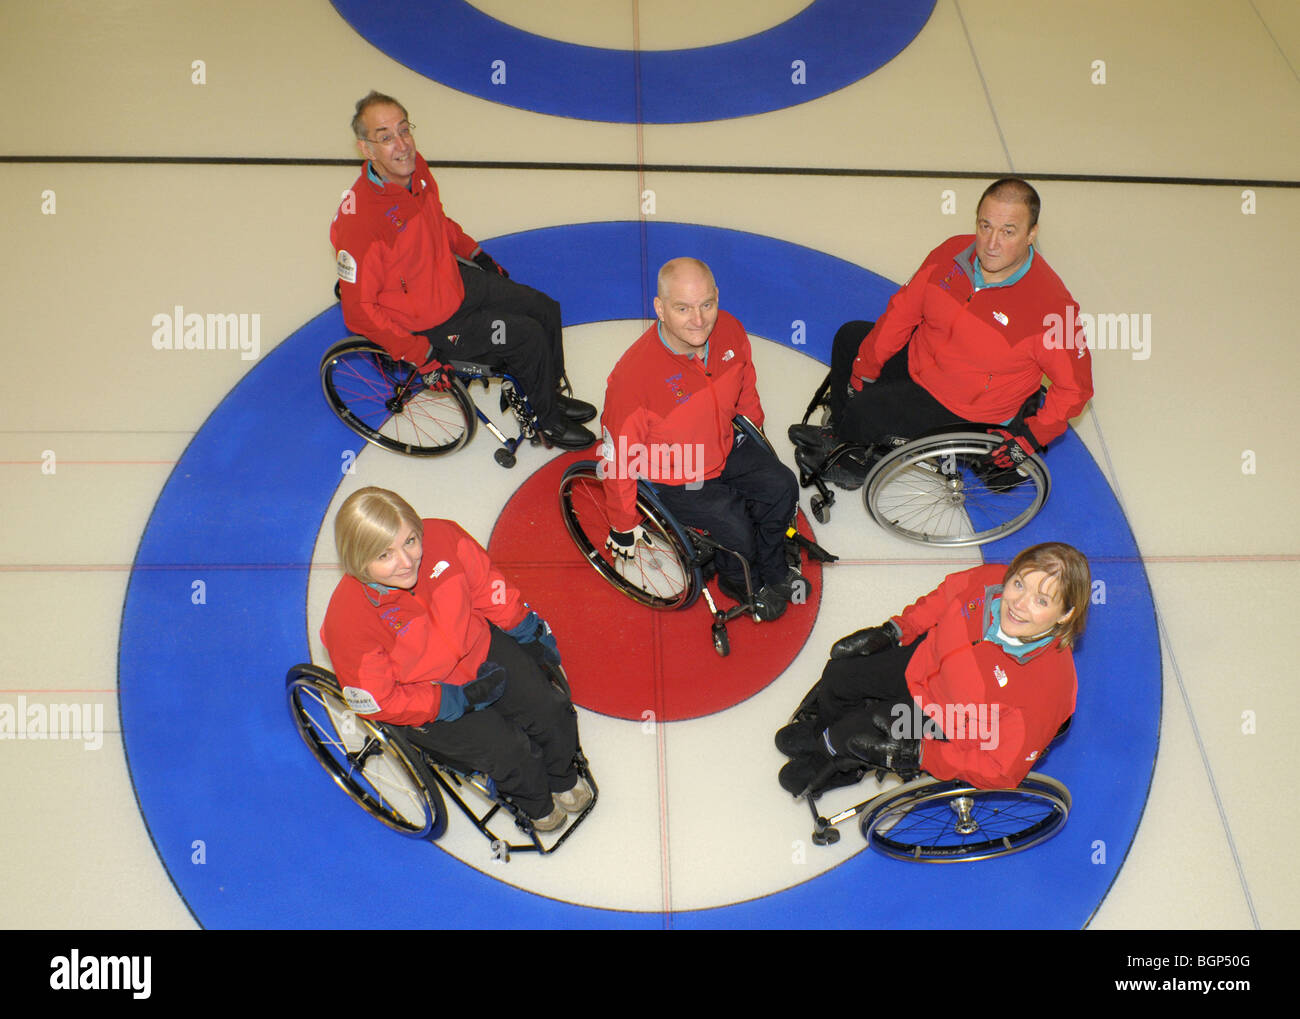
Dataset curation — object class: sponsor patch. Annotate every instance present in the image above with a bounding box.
[993,311,1008,326]
[336,249,357,284]
[993,664,1009,687]
[343,686,381,715]
[431,560,450,578]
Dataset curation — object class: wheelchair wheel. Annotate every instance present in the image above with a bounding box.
[863,432,1049,547]
[321,338,476,457]
[861,773,1070,862]
[285,664,447,840]
[558,461,702,610]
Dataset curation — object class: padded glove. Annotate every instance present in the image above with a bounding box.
[829,621,901,660]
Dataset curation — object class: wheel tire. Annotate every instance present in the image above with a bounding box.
[321,338,476,457]
[286,664,447,840]
[860,773,1070,862]
[864,432,1049,547]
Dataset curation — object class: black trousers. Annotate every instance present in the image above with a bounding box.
[417,263,566,427]
[826,321,968,445]
[813,641,931,754]
[651,433,798,591]
[401,627,579,819]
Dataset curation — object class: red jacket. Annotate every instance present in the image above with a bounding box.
[329,154,480,364]
[852,236,1092,447]
[598,312,765,532]
[893,564,1077,789]
[319,519,527,726]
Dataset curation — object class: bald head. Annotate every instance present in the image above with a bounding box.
[657,257,716,302]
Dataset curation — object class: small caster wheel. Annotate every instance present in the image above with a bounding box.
[812,495,829,524]
[812,826,840,846]
[494,447,516,468]
[712,623,730,657]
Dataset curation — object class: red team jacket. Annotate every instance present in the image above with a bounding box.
[893,564,1078,789]
[330,154,480,364]
[598,312,765,533]
[319,519,528,726]
[852,235,1093,447]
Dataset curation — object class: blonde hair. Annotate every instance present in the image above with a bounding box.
[334,487,423,582]
[1002,541,1091,648]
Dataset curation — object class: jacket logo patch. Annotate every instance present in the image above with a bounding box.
[993,311,1009,326]
[336,250,357,284]
[722,349,735,361]
[937,263,964,292]
[384,203,406,232]
[431,560,450,578]
[993,664,1009,687]
[343,686,382,715]
[663,371,689,405]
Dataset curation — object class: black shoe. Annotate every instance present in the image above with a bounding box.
[555,393,597,424]
[771,567,811,605]
[542,419,596,450]
[788,423,836,453]
[775,718,823,757]
[717,573,787,621]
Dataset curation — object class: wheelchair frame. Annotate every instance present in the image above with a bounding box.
[796,389,1051,548]
[285,663,597,860]
[558,417,837,657]
[320,336,563,469]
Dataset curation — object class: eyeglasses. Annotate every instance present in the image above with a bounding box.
[364,124,415,147]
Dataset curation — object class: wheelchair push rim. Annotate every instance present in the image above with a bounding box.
[285,664,447,840]
[320,337,476,457]
[863,432,1050,547]
[860,773,1071,863]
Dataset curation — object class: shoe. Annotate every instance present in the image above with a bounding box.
[771,567,811,605]
[788,423,837,453]
[555,393,597,424]
[779,755,826,796]
[542,419,596,450]
[531,800,568,833]
[775,718,822,758]
[717,573,787,622]
[554,778,593,813]
[794,445,867,491]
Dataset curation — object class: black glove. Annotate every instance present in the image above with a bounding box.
[473,250,509,278]
[829,621,900,660]
[844,702,921,774]
[464,661,508,709]
[986,420,1042,470]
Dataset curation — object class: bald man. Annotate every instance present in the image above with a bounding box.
[597,258,800,622]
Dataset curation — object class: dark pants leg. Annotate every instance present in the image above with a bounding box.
[813,642,922,754]
[652,436,798,590]
[418,264,566,427]
[826,322,970,445]
[402,627,579,819]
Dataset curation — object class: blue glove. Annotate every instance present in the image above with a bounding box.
[435,661,507,722]
[506,610,561,666]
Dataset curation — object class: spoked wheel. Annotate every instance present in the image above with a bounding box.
[864,432,1049,547]
[558,461,702,609]
[860,773,1070,862]
[321,338,476,456]
[286,664,447,840]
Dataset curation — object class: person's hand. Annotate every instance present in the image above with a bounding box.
[845,374,876,399]
[844,702,922,773]
[507,610,561,667]
[465,661,508,708]
[473,250,509,278]
[986,424,1040,470]
[410,347,452,391]
[605,525,653,561]
[829,622,900,660]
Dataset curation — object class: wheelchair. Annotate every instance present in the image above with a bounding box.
[285,663,596,860]
[558,417,837,658]
[789,695,1073,863]
[795,384,1051,548]
[320,336,566,469]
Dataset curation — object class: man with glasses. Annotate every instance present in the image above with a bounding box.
[330,91,596,449]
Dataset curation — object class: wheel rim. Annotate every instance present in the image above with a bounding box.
[558,465,698,609]
[864,432,1049,547]
[321,340,474,456]
[864,775,1070,862]
[287,671,437,838]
